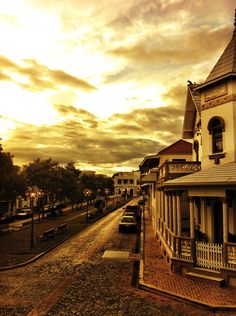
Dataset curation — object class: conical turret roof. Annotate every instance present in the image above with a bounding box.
[204,10,236,84]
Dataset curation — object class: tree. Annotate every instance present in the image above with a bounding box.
[22,159,81,207]
[22,158,63,203]
[0,147,25,203]
[58,162,81,208]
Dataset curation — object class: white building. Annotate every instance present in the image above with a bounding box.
[113,171,140,196]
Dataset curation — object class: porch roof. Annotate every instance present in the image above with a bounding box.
[164,162,236,187]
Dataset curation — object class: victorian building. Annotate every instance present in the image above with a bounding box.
[141,11,236,287]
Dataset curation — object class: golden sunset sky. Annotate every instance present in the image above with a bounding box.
[0,0,235,175]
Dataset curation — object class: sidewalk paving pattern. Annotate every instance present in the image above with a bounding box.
[141,213,236,309]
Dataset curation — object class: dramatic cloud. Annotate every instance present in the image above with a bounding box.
[0,0,235,174]
[109,26,231,67]
[0,56,96,92]
[6,106,162,171]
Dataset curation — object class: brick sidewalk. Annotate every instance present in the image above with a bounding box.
[140,213,236,309]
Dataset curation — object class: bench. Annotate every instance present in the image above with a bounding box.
[56,223,67,233]
[37,227,55,241]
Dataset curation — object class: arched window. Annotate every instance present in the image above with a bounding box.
[207,117,225,154]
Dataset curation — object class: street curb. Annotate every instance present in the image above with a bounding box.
[138,281,236,312]
[138,210,236,312]
[0,233,74,271]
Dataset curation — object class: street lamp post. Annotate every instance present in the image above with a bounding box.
[37,189,44,222]
[104,188,110,211]
[83,188,92,221]
[25,186,43,249]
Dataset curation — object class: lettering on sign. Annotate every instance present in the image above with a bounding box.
[204,83,227,101]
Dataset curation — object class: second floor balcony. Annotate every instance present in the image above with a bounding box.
[158,161,201,184]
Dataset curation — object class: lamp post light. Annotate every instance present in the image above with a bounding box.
[104,188,110,211]
[104,188,110,199]
[25,186,43,249]
[83,188,92,221]
[37,189,44,222]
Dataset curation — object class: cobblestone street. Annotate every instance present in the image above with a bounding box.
[0,204,219,316]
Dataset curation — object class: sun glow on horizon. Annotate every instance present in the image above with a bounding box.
[1,83,57,126]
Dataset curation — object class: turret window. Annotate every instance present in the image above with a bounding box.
[207,117,225,154]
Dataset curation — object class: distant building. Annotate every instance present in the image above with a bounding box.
[112,171,140,196]
[80,170,96,176]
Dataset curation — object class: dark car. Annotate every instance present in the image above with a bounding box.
[0,212,15,223]
[16,208,32,219]
[123,205,141,221]
[43,203,64,217]
[119,215,137,233]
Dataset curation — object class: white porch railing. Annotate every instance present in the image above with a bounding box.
[196,241,223,270]
[224,242,236,269]
[227,244,236,265]
[175,237,193,261]
[157,219,236,271]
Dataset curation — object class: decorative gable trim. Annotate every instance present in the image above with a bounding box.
[201,94,236,111]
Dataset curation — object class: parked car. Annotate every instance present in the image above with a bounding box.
[123,211,136,217]
[0,212,15,223]
[119,215,137,232]
[43,203,64,217]
[123,204,141,221]
[125,204,140,210]
[16,208,32,219]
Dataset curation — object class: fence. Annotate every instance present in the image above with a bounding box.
[196,241,223,270]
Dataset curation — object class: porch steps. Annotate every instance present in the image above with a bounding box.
[190,267,221,277]
[185,269,224,287]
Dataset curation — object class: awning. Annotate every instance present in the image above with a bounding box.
[141,183,151,187]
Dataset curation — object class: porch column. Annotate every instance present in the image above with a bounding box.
[194,199,199,225]
[189,197,195,239]
[157,189,161,230]
[200,197,206,234]
[159,189,164,235]
[173,194,177,235]
[168,193,173,231]
[161,189,165,222]
[164,192,169,228]
[177,194,181,237]
[222,198,228,243]
[160,190,163,221]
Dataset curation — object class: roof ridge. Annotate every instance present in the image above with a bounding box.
[204,10,236,84]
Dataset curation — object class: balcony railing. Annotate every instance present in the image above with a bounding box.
[158,161,201,183]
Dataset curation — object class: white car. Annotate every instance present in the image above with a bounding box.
[119,215,137,232]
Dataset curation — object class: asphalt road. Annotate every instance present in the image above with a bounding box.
[0,202,203,316]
